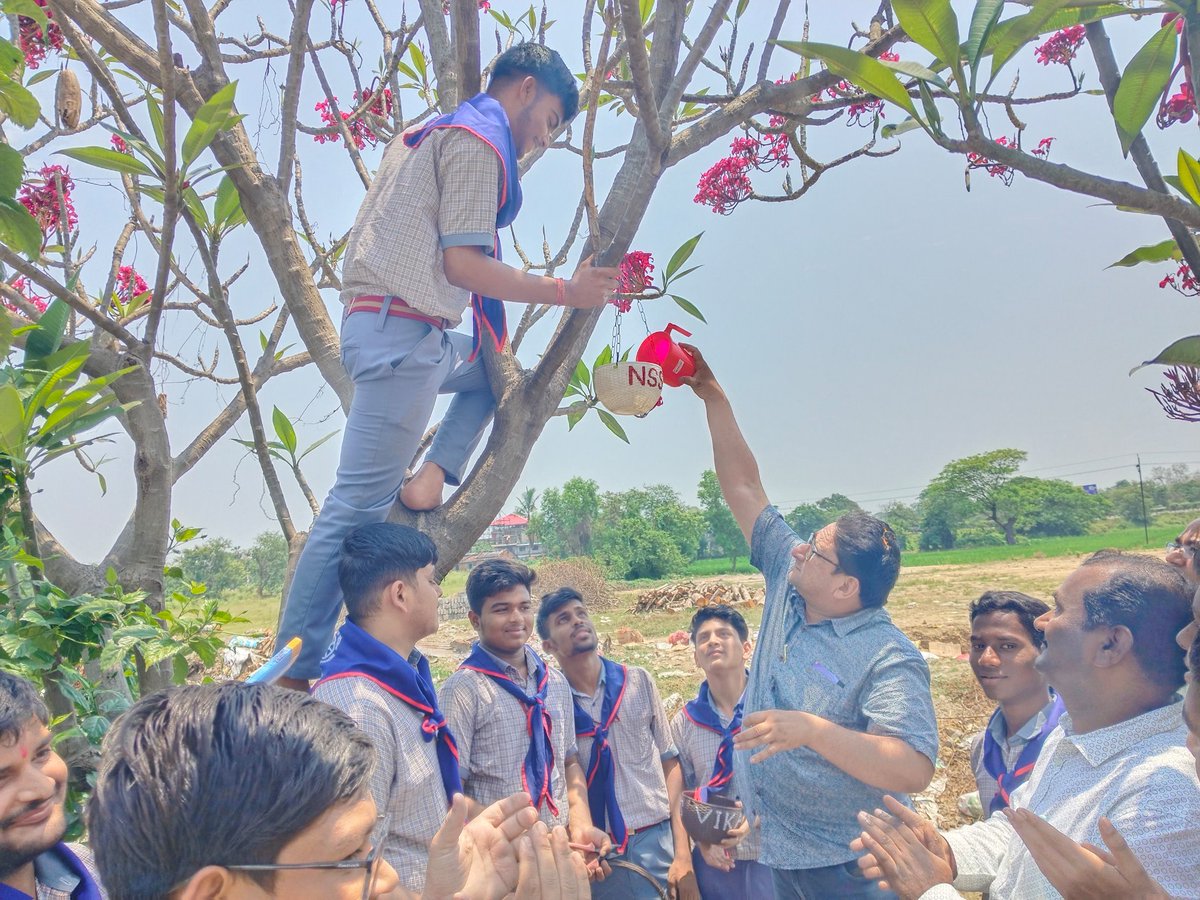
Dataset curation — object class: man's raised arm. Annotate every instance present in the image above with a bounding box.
[681,344,769,544]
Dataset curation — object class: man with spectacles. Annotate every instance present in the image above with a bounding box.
[1165,517,1200,582]
[682,344,938,899]
[87,682,589,900]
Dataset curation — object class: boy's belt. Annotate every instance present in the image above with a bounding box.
[346,295,447,329]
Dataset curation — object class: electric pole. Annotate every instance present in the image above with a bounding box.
[1136,454,1149,544]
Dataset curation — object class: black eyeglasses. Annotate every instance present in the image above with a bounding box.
[223,814,390,900]
[803,533,841,571]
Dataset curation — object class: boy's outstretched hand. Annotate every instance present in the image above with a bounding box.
[565,254,620,309]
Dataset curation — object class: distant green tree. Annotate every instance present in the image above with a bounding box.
[1001,477,1109,537]
[698,470,748,572]
[917,482,974,551]
[247,531,288,597]
[178,538,249,597]
[515,487,539,521]
[1104,482,1155,527]
[593,516,688,580]
[928,449,1028,545]
[535,478,600,558]
[878,501,921,551]
[784,493,864,538]
[598,485,705,561]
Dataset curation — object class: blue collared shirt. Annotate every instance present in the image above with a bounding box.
[740,507,939,869]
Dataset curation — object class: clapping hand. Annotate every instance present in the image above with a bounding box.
[849,795,955,900]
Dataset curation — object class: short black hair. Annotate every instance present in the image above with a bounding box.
[0,670,48,746]
[536,586,583,639]
[487,42,579,120]
[467,558,536,615]
[969,590,1050,648]
[833,512,901,609]
[1079,551,1193,693]
[689,604,749,643]
[1190,628,1200,675]
[87,682,375,899]
[338,523,438,622]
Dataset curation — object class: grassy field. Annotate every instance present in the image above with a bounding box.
[897,524,1179,566]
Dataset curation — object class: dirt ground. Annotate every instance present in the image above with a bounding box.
[420,554,1085,829]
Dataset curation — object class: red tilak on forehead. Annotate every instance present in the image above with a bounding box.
[19,746,27,759]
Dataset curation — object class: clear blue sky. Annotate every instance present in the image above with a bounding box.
[29,2,1200,561]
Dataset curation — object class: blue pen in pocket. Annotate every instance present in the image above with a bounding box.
[811,661,846,688]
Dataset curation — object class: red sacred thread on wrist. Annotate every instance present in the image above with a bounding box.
[554,277,566,306]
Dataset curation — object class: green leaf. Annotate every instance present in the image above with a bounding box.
[4,0,48,30]
[1113,22,1178,157]
[0,143,23,198]
[23,298,69,360]
[213,174,243,230]
[881,117,925,139]
[145,91,166,152]
[664,232,703,283]
[964,0,1005,71]
[1177,149,1200,206]
[596,409,629,443]
[574,359,591,389]
[1131,335,1200,374]
[0,72,40,128]
[984,0,1076,81]
[879,58,950,91]
[1106,238,1179,268]
[0,196,41,257]
[57,146,157,178]
[735,0,750,18]
[272,406,297,455]
[775,41,919,120]
[669,294,706,323]
[182,81,237,170]
[25,69,55,87]
[0,313,11,359]
[0,39,22,80]
[566,405,586,430]
[297,430,337,462]
[181,185,209,230]
[890,0,962,79]
[594,344,613,367]
[0,384,25,458]
[918,81,943,135]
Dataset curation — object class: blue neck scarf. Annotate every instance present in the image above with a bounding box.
[0,844,103,900]
[403,92,522,358]
[315,620,462,806]
[982,694,1065,814]
[460,642,558,814]
[573,657,629,852]
[683,679,745,803]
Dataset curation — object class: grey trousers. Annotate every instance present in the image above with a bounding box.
[278,304,494,678]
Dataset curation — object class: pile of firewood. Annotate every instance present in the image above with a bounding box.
[633,580,763,613]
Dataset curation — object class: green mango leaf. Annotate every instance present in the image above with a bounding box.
[26,69,55,87]
[297,430,337,462]
[1177,149,1200,206]
[566,405,586,430]
[145,91,166,152]
[182,81,238,170]
[776,41,919,120]
[1106,238,1180,268]
[670,294,706,323]
[181,185,209,230]
[965,0,1005,71]
[0,72,40,128]
[0,197,39,258]
[890,0,962,79]
[0,143,23,198]
[272,405,297,455]
[735,0,750,18]
[664,232,703,283]
[1113,22,1178,157]
[594,344,613,368]
[596,409,630,443]
[574,359,591,390]
[918,82,943,135]
[24,298,71,362]
[1131,335,1200,374]
[57,146,157,178]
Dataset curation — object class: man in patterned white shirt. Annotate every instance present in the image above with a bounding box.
[277,42,618,690]
[851,551,1200,899]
